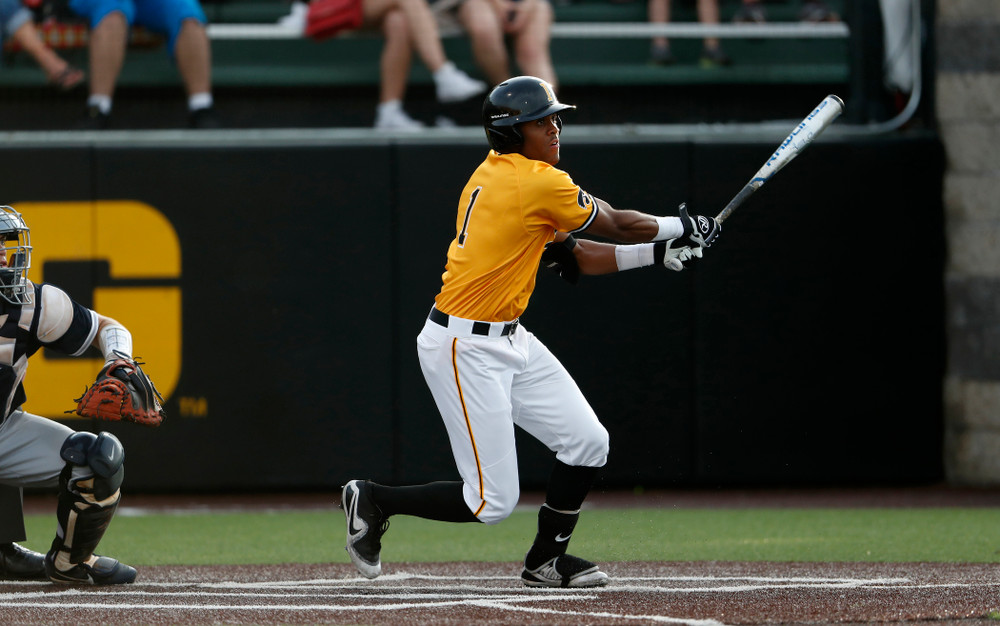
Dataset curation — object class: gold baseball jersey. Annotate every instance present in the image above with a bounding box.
[435,150,597,322]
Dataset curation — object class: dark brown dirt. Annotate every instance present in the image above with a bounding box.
[2,561,998,625]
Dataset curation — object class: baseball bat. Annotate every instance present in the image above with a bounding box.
[715,94,844,224]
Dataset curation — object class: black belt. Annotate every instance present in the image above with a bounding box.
[429,307,519,337]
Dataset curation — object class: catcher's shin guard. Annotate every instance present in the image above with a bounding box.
[48,432,126,574]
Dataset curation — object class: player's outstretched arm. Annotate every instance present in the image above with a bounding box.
[567,237,619,275]
[583,198,668,243]
[584,198,719,249]
[543,233,695,281]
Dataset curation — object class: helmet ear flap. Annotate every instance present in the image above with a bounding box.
[506,124,524,151]
[486,124,523,154]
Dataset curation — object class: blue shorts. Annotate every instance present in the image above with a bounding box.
[0,0,33,48]
[68,0,207,55]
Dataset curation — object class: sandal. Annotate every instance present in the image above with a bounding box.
[49,65,85,92]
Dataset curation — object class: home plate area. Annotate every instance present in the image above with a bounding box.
[2,561,998,625]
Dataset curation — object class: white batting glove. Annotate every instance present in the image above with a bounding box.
[660,243,695,271]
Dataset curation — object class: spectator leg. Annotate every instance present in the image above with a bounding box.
[365,0,447,73]
[456,0,508,87]
[379,8,411,104]
[648,0,670,53]
[11,21,76,84]
[512,0,556,89]
[174,18,212,97]
[697,0,721,52]
[88,11,129,98]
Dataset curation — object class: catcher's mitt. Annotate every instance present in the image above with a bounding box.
[69,354,165,427]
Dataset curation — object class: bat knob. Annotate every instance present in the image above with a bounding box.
[677,203,692,235]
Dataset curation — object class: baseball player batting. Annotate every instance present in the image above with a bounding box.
[341,76,718,588]
[0,205,163,585]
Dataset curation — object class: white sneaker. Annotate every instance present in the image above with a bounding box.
[434,62,487,104]
[374,104,425,132]
[434,115,459,129]
[277,1,307,33]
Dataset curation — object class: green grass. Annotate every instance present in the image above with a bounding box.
[22,507,1000,566]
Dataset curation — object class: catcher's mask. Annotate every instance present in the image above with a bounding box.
[0,206,32,305]
[482,76,576,154]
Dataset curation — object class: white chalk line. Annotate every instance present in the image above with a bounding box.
[467,598,725,625]
[0,589,715,625]
[0,599,559,612]
[0,589,597,602]
[2,573,992,625]
[154,572,915,587]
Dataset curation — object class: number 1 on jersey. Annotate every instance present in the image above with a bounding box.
[457,187,482,248]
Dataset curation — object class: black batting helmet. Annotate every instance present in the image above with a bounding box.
[482,76,576,153]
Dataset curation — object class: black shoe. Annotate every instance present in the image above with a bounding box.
[700,46,732,68]
[521,553,609,588]
[649,44,675,66]
[44,550,137,585]
[799,1,839,22]
[189,106,221,129]
[732,1,766,23]
[78,105,110,130]
[341,479,388,579]
[0,543,46,580]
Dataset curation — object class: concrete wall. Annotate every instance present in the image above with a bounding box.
[937,0,1000,484]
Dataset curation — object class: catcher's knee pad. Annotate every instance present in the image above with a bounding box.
[50,432,125,565]
[60,431,125,500]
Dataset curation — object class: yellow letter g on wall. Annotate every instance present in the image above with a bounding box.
[16,201,182,419]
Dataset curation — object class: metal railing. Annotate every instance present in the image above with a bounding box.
[205,21,849,40]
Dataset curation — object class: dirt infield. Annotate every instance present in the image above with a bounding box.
[7,485,1000,625]
[2,560,998,625]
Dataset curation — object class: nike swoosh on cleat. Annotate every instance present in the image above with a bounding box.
[346,485,364,536]
[554,533,572,542]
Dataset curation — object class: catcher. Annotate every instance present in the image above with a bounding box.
[0,205,164,585]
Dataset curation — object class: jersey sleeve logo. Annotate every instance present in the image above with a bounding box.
[570,188,598,233]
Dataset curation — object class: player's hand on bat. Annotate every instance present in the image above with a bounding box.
[672,203,721,249]
[660,243,696,272]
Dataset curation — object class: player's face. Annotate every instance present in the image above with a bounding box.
[519,114,561,165]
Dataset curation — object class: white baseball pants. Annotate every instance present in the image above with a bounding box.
[417,314,609,525]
